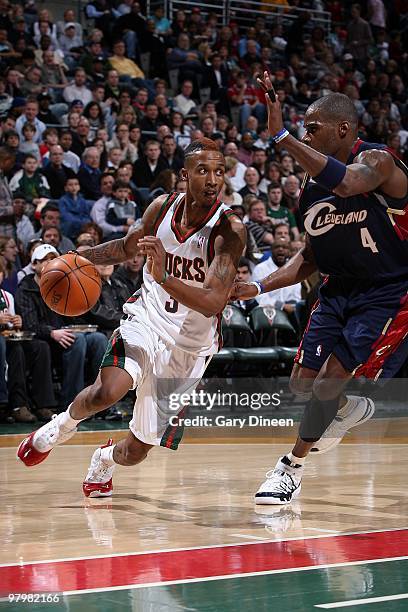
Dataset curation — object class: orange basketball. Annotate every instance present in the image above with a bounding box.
[40,253,102,316]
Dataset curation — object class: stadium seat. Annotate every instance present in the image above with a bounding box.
[250,306,297,347]
[230,346,281,376]
[222,305,253,348]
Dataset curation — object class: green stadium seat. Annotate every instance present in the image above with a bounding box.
[250,305,297,347]
[222,305,253,348]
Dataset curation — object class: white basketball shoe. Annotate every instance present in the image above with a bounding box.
[17,413,77,467]
[254,456,303,505]
[310,396,375,454]
[83,439,115,498]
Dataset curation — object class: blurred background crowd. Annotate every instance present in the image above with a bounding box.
[0,0,406,423]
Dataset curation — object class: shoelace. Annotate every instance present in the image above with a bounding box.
[263,469,297,494]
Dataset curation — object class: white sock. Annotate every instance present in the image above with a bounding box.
[287,452,306,467]
[58,404,83,430]
[100,444,116,466]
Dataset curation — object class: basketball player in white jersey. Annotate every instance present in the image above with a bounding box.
[17,138,246,497]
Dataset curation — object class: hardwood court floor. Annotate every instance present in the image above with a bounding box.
[0,442,407,611]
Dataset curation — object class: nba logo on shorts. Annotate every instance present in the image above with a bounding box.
[316,344,322,356]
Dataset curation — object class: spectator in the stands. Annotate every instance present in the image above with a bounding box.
[83,263,124,337]
[71,115,91,158]
[0,235,19,295]
[18,122,41,161]
[132,139,168,188]
[266,182,299,239]
[33,202,75,253]
[15,243,107,409]
[230,257,258,315]
[111,254,144,306]
[237,131,255,166]
[90,172,118,237]
[346,3,373,63]
[239,166,267,202]
[41,226,62,252]
[58,130,81,173]
[168,34,202,90]
[77,146,102,200]
[245,199,274,254]
[107,123,138,164]
[173,80,198,118]
[12,193,35,249]
[108,39,145,81]
[17,238,42,285]
[58,176,93,240]
[224,144,246,190]
[161,134,184,173]
[9,154,50,203]
[42,145,76,198]
[273,222,291,242]
[106,180,137,238]
[15,99,46,144]
[253,239,301,311]
[0,258,57,423]
[63,67,93,106]
[252,147,268,179]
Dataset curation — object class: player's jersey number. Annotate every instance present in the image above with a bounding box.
[165,297,179,313]
[360,227,379,253]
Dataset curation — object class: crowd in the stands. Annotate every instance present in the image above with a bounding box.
[0,0,406,422]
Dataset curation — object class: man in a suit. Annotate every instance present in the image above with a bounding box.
[204,53,230,115]
[132,140,168,188]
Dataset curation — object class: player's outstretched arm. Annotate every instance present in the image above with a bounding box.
[258,71,407,200]
[232,234,317,300]
[139,215,246,317]
[78,195,169,265]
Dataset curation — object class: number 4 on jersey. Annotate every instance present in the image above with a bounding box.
[360,227,379,253]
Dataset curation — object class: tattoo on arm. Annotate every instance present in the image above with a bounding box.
[208,216,247,289]
[80,239,127,265]
[212,253,237,285]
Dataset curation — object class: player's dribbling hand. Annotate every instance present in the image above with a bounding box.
[138,236,166,283]
[257,71,284,136]
[230,282,258,301]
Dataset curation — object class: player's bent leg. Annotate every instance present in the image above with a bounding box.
[83,431,153,498]
[69,367,133,421]
[17,367,133,468]
[310,355,374,454]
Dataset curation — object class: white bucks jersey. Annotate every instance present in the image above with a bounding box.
[123,192,233,356]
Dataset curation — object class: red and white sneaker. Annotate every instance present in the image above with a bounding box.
[17,413,77,467]
[83,439,115,498]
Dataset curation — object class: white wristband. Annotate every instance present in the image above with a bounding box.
[250,281,263,296]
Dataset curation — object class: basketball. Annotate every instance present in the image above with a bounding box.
[39,253,102,316]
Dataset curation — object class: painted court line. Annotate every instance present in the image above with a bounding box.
[1,530,408,595]
[1,526,407,569]
[0,555,405,601]
[230,533,268,540]
[304,528,339,534]
[315,592,408,608]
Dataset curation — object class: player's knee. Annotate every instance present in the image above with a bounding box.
[312,377,341,401]
[289,374,313,398]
